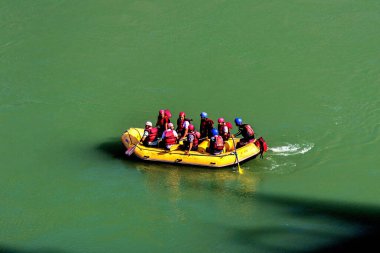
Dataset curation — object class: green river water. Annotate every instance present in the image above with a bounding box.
[1,1,380,252]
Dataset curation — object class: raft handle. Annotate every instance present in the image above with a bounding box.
[210,162,216,165]
[143,156,150,159]
[175,159,182,163]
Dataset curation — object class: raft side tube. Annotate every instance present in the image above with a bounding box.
[122,128,261,168]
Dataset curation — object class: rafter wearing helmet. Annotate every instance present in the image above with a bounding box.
[140,121,159,147]
[199,112,214,139]
[234,117,255,148]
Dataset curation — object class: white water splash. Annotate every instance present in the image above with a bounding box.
[269,143,314,156]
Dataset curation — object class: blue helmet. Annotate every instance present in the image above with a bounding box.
[211,128,219,136]
[200,112,208,118]
[235,117,243,125]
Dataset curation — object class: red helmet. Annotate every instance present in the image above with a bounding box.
[165,109,172,118]
[188,124,194,131]
[179,112,186,117]
[159,109,165,115]
[226,122,233,129]
[218,117,225,123]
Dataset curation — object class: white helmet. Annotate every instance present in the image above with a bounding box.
[145,121,152,127]
[168,123,174,128]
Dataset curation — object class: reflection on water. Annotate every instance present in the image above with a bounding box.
[133,161,261,221]
[135,162,260,196]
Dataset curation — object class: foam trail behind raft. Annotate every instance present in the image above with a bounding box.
[269,143,314,156]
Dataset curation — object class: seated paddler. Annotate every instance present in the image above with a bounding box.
[217,117,231,141]
[207,128,225,155]
[161,123,178,150]
[199,112,214,139]
[140,121,158,147]
[234,117,255,148]
[183,124,200,154]
[176,111,192,139]
[155,109,170,135]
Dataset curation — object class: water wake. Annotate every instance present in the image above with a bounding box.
[269,143,314,156]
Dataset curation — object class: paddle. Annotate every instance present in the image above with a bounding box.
[125,129,143,156]
[169,144,181,151]
[231,136,243,174]
[125,144,137,156]
[169,138,186,151]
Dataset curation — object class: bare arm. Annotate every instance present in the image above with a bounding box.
[182,128,188,139]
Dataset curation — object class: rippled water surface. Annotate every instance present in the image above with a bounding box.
[1,1,380,252]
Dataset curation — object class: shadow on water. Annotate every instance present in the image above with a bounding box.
[0,246,65,253]
[232,193,380,253]
[96,140,380,252]
[170,175,379,252]
[96,137,128,160]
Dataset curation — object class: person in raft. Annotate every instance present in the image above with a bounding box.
[176,112,192,139]
[184,124,200,154]
[140,121,158,147]
[155,109,170,135]
[217,117,231,141]
[234,117,255,148]
[207,128,225,155]
[199,112,214,139]
[161,123,178,150]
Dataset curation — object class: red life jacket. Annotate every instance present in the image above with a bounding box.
[218,124,230,140]
[218,125,224,135]
[200,119,207,136]
[188,132,199,147]
[156,116,170,129]
[213,136,224,151]
[177,118,185,133]
[156,116,164,127]
[146,127,158,142]
[200,118,214,137]
[241,124,254,138]
[255,137,268,158]
[164,130,177,145]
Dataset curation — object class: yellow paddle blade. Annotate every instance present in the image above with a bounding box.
[238,164,244,174]
[169,144,181,151]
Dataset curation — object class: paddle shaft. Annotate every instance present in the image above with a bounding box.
[231,136,242,170]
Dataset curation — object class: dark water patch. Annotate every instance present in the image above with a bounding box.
[0,245,66,253]
[96,138,128,160]
[231,193,380,252]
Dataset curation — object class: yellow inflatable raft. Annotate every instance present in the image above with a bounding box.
[121,128,262,168]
